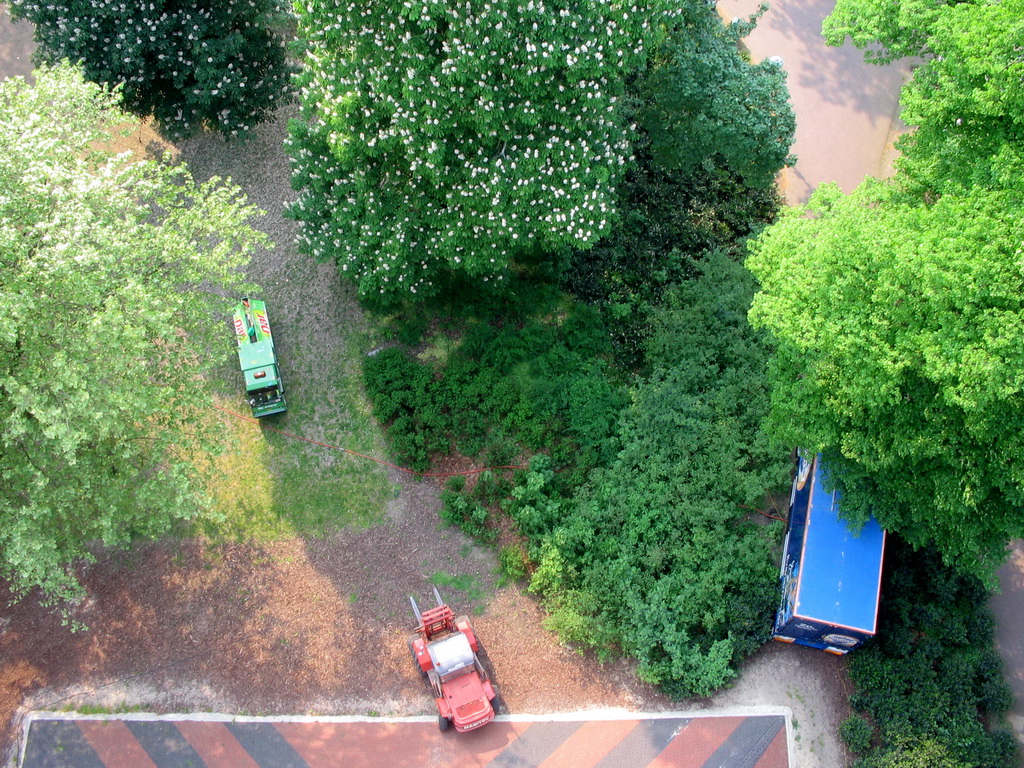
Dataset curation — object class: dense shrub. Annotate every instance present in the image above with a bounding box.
[498,544,530,584]
[367,248,789,699]
[440,486,495,543]
[362,296,627,481]
[520,250,791,697]
[842,715,874,755]
[362,348,448,470]
[846,538,1018,768]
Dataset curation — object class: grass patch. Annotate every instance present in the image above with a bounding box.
[429,571,486,603]
[194,311,394,541]
[65,702,144,715]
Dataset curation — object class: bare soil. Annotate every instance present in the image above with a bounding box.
[0,106,852,768]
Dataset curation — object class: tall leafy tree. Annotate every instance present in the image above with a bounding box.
[893,0,1024,196]
[287,0,679,302]
[560,3,793,363]
[0,65,268,603]
[747,181,1024,578]
[753,0,1024,579]
[641,6,794,191]
[825,0,1024,196]
[822,0,947,62]
[8,0,293,140]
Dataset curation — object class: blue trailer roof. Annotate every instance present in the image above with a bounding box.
[795,465,885,634]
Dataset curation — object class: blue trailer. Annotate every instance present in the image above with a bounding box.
[772,453,886,654]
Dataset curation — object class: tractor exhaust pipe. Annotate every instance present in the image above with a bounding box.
[409,595,423,626]
[433,586,444,607]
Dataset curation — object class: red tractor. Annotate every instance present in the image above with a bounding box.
[409,589,496,733]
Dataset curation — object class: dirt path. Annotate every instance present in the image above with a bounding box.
[992,544,1024,750]
[0,4,32,82]
[718,0,911,205]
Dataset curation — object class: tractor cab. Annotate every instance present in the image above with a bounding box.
[429,633,476,682]
[232,298,287,418]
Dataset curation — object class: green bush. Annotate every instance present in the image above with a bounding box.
[522,250,791,697]
[363,348,445,470]
[846,538,1018,768]
[540,588,619,661]
[439,488,495,543]
[365,233,788,704]
[498,545,530,583]
[842,715,874,755]
[866,738,970,768]
[364,298,626,482]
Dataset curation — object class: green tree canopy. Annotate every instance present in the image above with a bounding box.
[894,0,1024,196]
[824,0,1024,197]
[286,0,679,302]
[556,3,791,369]
[747,181,1024,577]
[8,0,293,140]
[0,65,268,604]
[821,0,948,62]
[641,5,794,190]
[761,0,1024,579]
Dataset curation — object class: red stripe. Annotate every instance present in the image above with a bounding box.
[77,721,158,768]
[753,726,790,768]
[537,720,638,768]
[648,716,743,768]
[275,722,411,768]
[176,721,262,768]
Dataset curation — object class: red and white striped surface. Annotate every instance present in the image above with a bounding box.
[21,713,789,768]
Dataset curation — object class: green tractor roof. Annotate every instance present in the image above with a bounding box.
[237,341,280,390]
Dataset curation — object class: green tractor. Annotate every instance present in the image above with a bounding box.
[232,297,287,417]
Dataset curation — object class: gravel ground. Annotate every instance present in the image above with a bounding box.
[0,105,852,768]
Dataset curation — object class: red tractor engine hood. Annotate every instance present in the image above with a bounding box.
[441,671,495,732]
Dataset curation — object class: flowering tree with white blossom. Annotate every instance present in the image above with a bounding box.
[287,0,679,301]
[0,65,267,604]
[8,0,294,140]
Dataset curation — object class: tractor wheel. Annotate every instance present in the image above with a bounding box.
[438,715,451,732]
[491,689,506,716]
[408,636,427,678]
